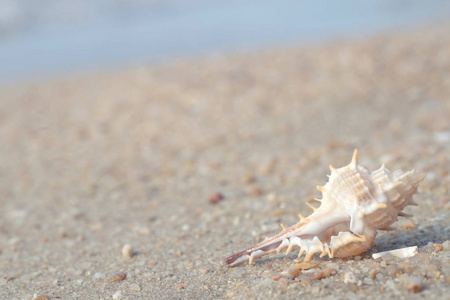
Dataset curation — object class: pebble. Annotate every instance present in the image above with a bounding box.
[368,269,377,280]
[32,295,50,300]
[402,220,418,230]
[433,243,443,251]
[111,272,127,282]
[240,174,255,185]
[385,264,400,278]
[326,263,339,271]
[344,272,358,284]
[442,240,450,251]
[288,268,301,277]
[122,244,134,258]
[247,186,263,196]
[405,277,423,292]
[112,291,122,299]
[272,274,282,281]
[278,277,294,288]
[208,193,224,204]
[130,283,141,292]
[311,269,336,280]
[294,261,321,270]
[93,272,106,280]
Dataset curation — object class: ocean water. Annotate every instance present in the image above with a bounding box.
[1,0,449,84]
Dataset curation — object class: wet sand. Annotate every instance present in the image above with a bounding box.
[0,24,449,299]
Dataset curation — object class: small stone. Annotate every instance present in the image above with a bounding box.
[433,244,443,251]
[442,240,450,251]
[405,277,422,292]
[402,220,417,230]
[272,209,285,217]
[208,193,224,204]
[294,261,321,270]
[344,272,358,284]
[385,264,400,278]
[301,276,312,285]
[199,269,208,274]
[112,291,122,299]
[311,268,336,280]
[328,268,338,276]
[272,274,282,281]
[111,273,127,282]
[376,273,385,281]
[278,277,293,288]
[311,286,321,294]
[122,244,134,258]
[130,283,141,292]
[247,186,263,196]
[178,285,184,290]
[93,272,106,280]
[226,292,235,298]
[32,295,50,300]
[240,174,255,185]
[368,269,377,280]
[326,263,339,271]
[288,268,301,277]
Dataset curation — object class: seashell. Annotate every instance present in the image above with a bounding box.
[224,150,425,267]
[372,246,418,259]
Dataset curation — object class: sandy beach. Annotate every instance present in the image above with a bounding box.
[0,24,449,299]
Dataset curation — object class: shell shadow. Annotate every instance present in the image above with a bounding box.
[370,224,449,253]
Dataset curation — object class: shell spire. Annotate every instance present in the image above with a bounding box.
[224,150,424,267]
[350,148,358,169]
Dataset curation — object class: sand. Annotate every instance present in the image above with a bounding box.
[0,24,449,299]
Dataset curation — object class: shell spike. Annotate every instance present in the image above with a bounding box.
[379,226,395,231]
[306,202,318,212]
[329,165,336,173]
[304,252,314,262]
[248,255,255,265]
[350,149,358,168]
[298,213,306,221]
[409,200,418,206]
[381,163,386,169]
[398,212,412,218]
[316,185,325,192]
[280,224,287,231]
[297,247,306,258]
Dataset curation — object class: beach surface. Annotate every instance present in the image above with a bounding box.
[0,24,449,299]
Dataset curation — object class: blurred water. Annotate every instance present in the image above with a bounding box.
[0,0,449,84]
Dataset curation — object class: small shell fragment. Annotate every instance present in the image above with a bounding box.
[122,244,134,258]
[372,246,418,259]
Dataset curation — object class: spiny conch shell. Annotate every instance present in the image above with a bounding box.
[224,150,425,267]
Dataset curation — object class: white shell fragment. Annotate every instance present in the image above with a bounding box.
[224,149,425,267]
[372,246,418,259]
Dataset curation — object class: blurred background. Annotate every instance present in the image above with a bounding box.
[1,0,450,84]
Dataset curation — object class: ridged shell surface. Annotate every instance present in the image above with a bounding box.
[224,150,424,267]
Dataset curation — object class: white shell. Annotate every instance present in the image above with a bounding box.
[372,246,418,259]
[224,150,425,267]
